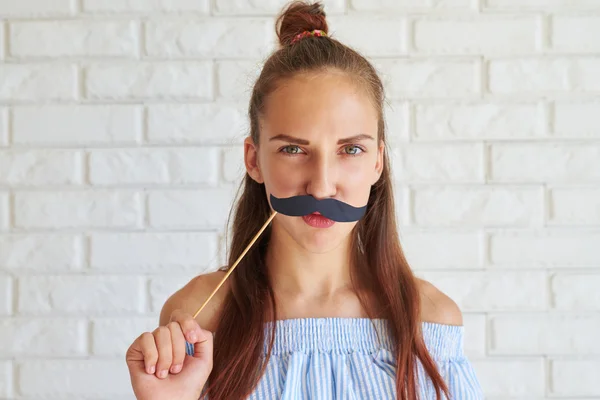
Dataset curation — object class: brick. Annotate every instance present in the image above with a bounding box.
[390,143,483,183]
[90,232,218,272]
[147,104,246,144]
[488,58,600,94]
[551,16,600,53]
[384,102,410,143]
[14,191,142,229]
[420,271,547,311]
[327,16,406,56]
[83,0,209,13]
[484,0,600,9]
[148,188,237,229]
[412,186,542,227]
[149,275,197,312]
[10,21,137,58]
[490,314,599,355]
[0,192,7,231]
[17,360,131,397]
[414,16,538,55]
[216,233,227,266]
[12,105,141,145]
[216,60,261,101]
[489,230,600,268]
[462,314,486,357]
[92,317,157,356]
[549,188,600,225]
[415,102,545,140]
[85,62,213,100]
[89,148,219,185]
[490,143,600,183]
[0,149,81,186]
[0,23,4,61]
[17,276,145,315]
[552,273,600,310]
[394,185,410,228]
[375,59,479,99]
[471,358,545,397]
[551,359,600,396]
[145,19,274,58]
[0,234,82,271]
[0,63,76,101]
[351,0,472,11]
[0,318,86,356]
[216,0,345,14]
[400,229,481,269]
[222,146,246,183]
[0,361,11,397]
[0,275,11,315]
[554,102,600,137]
[0,0,73,16]
[0,108,7,146]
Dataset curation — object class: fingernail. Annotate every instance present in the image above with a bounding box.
[188,332,197,342]
[147,365,155,374]
[171,364,182,373]
[158,370,168,378]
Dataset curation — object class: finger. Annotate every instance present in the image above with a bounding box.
[167,321,186,374]
[181,329,214,380]
[185,337,206,356]
[170,309,202,343]
[125,332,157,375]
[139,332,158,375]
[192,329,213,364]
[153,326,172,379]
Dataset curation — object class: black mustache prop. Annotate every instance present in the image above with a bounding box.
[269,194,367,222]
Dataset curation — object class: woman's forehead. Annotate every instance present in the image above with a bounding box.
[261,73,378,139]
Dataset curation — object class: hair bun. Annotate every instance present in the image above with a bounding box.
[275,1,328,47]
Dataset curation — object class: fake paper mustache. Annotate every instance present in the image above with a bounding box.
[269,194,367,222]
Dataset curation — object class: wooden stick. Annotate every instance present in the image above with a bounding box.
[193,210,278,319]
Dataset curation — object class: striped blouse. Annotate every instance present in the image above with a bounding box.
[192,318,484,399]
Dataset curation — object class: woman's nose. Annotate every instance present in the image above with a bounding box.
[305,154,337,199]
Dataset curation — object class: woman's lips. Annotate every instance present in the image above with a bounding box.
[302,212,335,228]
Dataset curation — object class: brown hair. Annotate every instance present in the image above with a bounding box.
[204,1,451,399]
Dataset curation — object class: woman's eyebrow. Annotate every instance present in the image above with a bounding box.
[337,134,375,144]
[269,133,375,145]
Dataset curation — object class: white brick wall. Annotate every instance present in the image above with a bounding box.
[0,0,598,398]
[9,21,139,58]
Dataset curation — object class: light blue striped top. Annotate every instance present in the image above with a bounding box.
[193,317,483,399]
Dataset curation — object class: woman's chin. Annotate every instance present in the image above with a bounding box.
[294,221,352,254]
[298,240,341,254]
[272,215,355,254]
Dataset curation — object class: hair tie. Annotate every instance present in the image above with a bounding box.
[291,29,327,44]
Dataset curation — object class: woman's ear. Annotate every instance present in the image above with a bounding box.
[373,140,384,184]
[244,136,264,183]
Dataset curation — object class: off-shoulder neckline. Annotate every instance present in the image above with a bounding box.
[269,317,463,328]
[262,317,465,360]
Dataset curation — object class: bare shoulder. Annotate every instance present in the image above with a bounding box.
[416,278,463,326]
[159,269,229,332]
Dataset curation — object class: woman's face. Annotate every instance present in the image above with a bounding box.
[244,70,384,253]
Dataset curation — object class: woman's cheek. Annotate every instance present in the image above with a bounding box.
[263,164,299,195]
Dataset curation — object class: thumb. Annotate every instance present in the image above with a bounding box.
[183,329,213,371]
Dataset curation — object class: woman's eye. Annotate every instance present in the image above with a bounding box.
[282,145,302,154]
[344,145,363,155]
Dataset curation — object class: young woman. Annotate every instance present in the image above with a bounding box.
[126,1,484,399]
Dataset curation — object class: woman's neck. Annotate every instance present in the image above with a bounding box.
[262,223,382,321]
[265,226,353,300]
